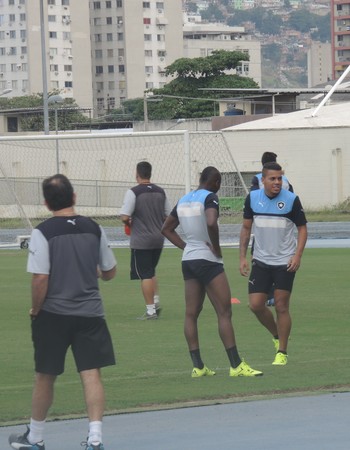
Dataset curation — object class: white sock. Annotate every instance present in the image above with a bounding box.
[154,295,160,307]
[88,420,102,445]
[28,418,45,444]
[146,304,156,315]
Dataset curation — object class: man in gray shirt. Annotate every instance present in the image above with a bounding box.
[120,161,171,319]
[9,174,116,450]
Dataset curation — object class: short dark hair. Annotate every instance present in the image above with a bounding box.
[262,162,282,177]
[42,174,74,211]
[261,152,277,165]
[199,166,220,184]
[137,161,152,179]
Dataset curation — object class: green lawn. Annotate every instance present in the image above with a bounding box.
[0,247,349,425]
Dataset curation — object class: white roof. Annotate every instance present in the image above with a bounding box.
[224,101,350,130]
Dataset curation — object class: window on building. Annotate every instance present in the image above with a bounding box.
[9,14,15,22]
[118,48,124,57]
[50,64,59,71]
[108,81,115,89]
[144,34,152,41]
[48,15,56,22]
[48,0,56,5]
[9,0,15,5]
[117,16,123,25]
[143,2,150,7]
[144,18,151,25]
[65,81,73,87]
[0,48,6,56]
[64,65,72,71]
[95,34,102,42]
[146,82,153,89]
[49,31,57,38]
[9,30,16,38]
[9,46,17,55]
[157,34,165,42]
[0,32,4,40]
[97,97,104,109]
[96,82,104,91]
[21,46,27,54]
[21,63,27,71]
[118,65,125,73]
[145,50,152,57]
[157,50,166,57]
[63,31,71,40]
[96,66,103,74]
[106,17,112,25]
[20,30,26,39]
[107,33,113,41]
[94,18,102,26]
[11,63,18,72]
[108,97,115,108]
[117,32,123,41]
[49,48,58,56]
[20,13,26,21]
[62,0,69,5]
[116,0,122,7]
[0,64,6,72]
[95,49,103,58]
[93,1,101,9]
[106,1,112,8]
[156,2,164,9]
[145,66,153,74]
[107,49,113,57]
[108,65,114,73]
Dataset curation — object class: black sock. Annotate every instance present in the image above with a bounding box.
[226,346,242,369]
[277,350,287,355]
[189,349,204,369]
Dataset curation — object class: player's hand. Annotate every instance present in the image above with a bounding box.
[287,255,301,272]
[240,258,249,277]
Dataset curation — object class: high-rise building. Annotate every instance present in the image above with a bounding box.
[0,0,93,110]
[90,0,183,115]
[331,0,350,79]
[183,23,261,86]
[308,42,332,87]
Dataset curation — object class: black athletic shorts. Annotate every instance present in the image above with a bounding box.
[130,248,162,280]
[182,259,224,285]
[31,310,116,375]
[248,259,296,294]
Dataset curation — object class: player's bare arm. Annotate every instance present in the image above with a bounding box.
[239,219,252,276]
[205,208,222,258]
[161,215,186,250]
[30,273,49,317]
[287,224,308,272]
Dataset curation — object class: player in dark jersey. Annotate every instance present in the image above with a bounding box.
[240,162,307,366]
[120,161,171,319]
[162,166,262,378]
[9,174,116,450]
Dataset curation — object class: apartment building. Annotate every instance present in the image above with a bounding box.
[90,0,183,114]
[183,23,262,86]
[331,0,350,79]
[0,0,93,109]
[307,41,332,87]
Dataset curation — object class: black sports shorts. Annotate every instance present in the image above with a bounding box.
[32,310,115,375]
[130,248,162,280]
[182,259,224,285]
[248,259,296,294]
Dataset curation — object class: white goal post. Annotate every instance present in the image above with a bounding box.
[0,131,248,246]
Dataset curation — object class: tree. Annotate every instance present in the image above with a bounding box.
[113,50,259,120]
[0,92,90,132]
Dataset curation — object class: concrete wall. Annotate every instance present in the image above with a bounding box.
[222,126,350,209]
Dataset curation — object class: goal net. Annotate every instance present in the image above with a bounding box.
[0,131,248,247]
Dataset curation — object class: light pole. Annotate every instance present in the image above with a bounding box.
[48,94,63,134]
[0,89,13,96]
[40,0,49,135]
[48,95,63,173]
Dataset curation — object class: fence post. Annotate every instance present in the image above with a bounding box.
[184,131,191,193]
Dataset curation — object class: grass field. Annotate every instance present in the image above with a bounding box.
[0,246,349,426]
